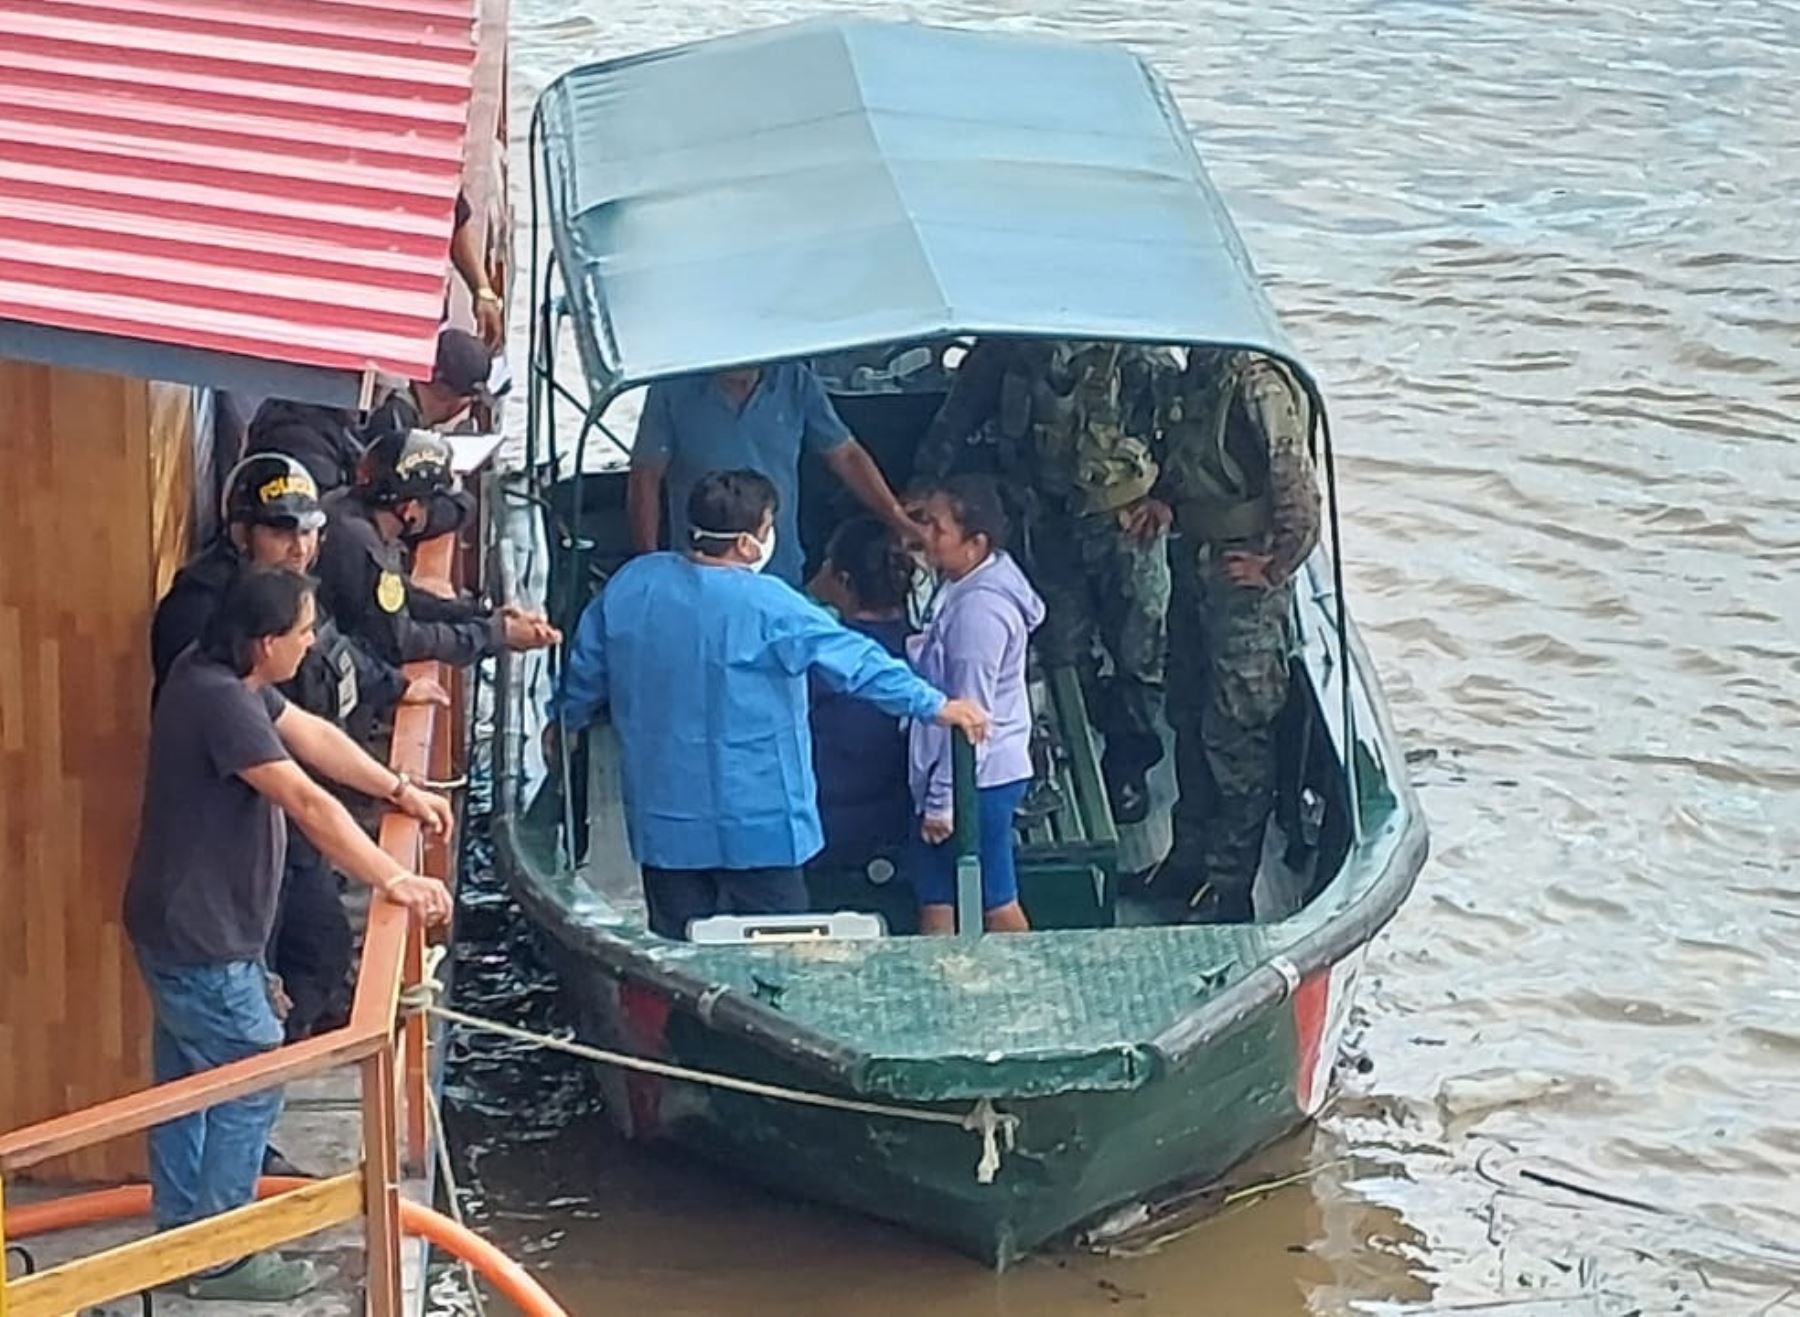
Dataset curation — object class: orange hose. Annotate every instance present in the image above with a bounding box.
[4,1177,568,1316]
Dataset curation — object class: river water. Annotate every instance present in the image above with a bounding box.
[443,0,1800,1312]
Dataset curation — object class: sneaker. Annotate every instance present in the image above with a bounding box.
[185,1250,320,1302]
[262,1145,311,1178]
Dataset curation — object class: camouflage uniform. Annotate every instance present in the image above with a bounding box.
[1158,350,1320,920]
[917,340,1172,816]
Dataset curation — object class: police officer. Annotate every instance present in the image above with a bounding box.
[1149,349,1321,923]
[315,429,558,670]
[918,338,1172,823]
[150,454,440,1039]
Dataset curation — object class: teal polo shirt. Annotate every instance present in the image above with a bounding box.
[631,364,852,584]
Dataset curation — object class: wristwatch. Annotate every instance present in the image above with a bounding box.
[475,287,503,307]
[386,770,412,803]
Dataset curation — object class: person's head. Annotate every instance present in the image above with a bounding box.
[687,469,778,571]
[811,517,913,618]
[913,474,1009,581]
[357,429,457,537]
[201,567,317,684]
[221,453,325,570]
[414,328,493,427]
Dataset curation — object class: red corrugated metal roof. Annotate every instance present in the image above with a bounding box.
[0,0,478,382]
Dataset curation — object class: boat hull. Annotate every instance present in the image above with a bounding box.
[531,926,1363,1267]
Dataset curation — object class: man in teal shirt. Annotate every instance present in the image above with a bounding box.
[552,470,988,938]
[626,362,915,585]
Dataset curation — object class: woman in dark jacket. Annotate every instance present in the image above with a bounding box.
[806,517,919,863]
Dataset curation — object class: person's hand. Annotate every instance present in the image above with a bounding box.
[1122,497,1173,543]
[936,697,989,743]
[401,675,451,707]
[1220,551,1277,590]
[382,873,453,927]
[502,610,561,650]
[396,783,455,837]
[921,814,955,845]
[888,505,926,551]
[473,293,505,351]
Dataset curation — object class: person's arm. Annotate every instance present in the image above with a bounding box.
[772,599,987,736]
[627,385,674,555]
[821,439,916,543]
[450,191,504,349]
[546,594,610,734]
[239,758,451,924]
[1251,364,1322,584]
[273,703,454,836]
[626,462,666,557]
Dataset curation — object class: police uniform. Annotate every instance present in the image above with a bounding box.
[919,338,1172,820]
[1157,350,1321,921]
[315,487,501,670]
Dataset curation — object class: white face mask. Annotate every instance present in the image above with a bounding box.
[692,523,776,572]
[746,526,776,574]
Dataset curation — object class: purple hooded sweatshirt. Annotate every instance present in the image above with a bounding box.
[908,551,1047,819]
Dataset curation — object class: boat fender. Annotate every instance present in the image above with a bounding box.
[1269,955,1302,1000]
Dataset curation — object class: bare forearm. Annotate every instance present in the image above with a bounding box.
[286,711,400,799]
[830,442,908,529]
[289,787,403,890]
[450,219,488,297]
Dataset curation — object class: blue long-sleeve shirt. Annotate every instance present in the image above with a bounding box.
[549,553,948,870]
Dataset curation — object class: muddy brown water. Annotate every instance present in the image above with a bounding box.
[438,1,1800,1312]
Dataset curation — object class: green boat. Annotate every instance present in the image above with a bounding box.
[493,18,1427,1267]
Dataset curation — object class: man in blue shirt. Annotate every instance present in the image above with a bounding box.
[551,469,988,938]
[627,363,915,586]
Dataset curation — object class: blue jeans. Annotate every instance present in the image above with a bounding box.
[140,959,285,1231]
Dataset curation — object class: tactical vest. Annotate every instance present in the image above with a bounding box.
[1160,353,1299,545]
[997,341,1159,515]
[286,613,360,725]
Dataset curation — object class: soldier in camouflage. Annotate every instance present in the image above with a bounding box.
[916,339,1172,822]
[1152,348,1320,922]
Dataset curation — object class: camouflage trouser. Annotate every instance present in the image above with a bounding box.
[1168,539,1294,913]
[1027,509,1169,776]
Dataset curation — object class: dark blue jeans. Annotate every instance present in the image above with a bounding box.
[139,959,285,1231]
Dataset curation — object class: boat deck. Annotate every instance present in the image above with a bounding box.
[658,922,1301,1096]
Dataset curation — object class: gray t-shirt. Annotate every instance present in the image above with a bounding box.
[124,648,291,965]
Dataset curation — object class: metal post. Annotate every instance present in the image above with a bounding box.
[361,1049,403,1317]
[952,731,983,940]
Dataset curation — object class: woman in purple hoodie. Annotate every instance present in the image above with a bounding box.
[908,475,1047,934]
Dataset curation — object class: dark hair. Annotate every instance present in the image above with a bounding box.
[201,567,315,676]
[923,473,1010,553]
[823,516,913,613]
[687,469,779,548]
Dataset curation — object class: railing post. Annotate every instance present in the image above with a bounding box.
[361,1049,403,1317]
[401,921,429,1177]
[952,730,983,940]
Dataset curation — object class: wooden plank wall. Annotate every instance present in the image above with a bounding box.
[0,362,196,1181]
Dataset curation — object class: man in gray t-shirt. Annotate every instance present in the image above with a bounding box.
[124,568,454,1304]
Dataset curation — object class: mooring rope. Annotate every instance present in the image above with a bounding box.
[400,976,1019,1184]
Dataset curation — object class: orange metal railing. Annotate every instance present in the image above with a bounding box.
[0,534,464,1317]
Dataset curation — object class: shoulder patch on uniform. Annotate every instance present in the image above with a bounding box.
[376,571,406,614]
